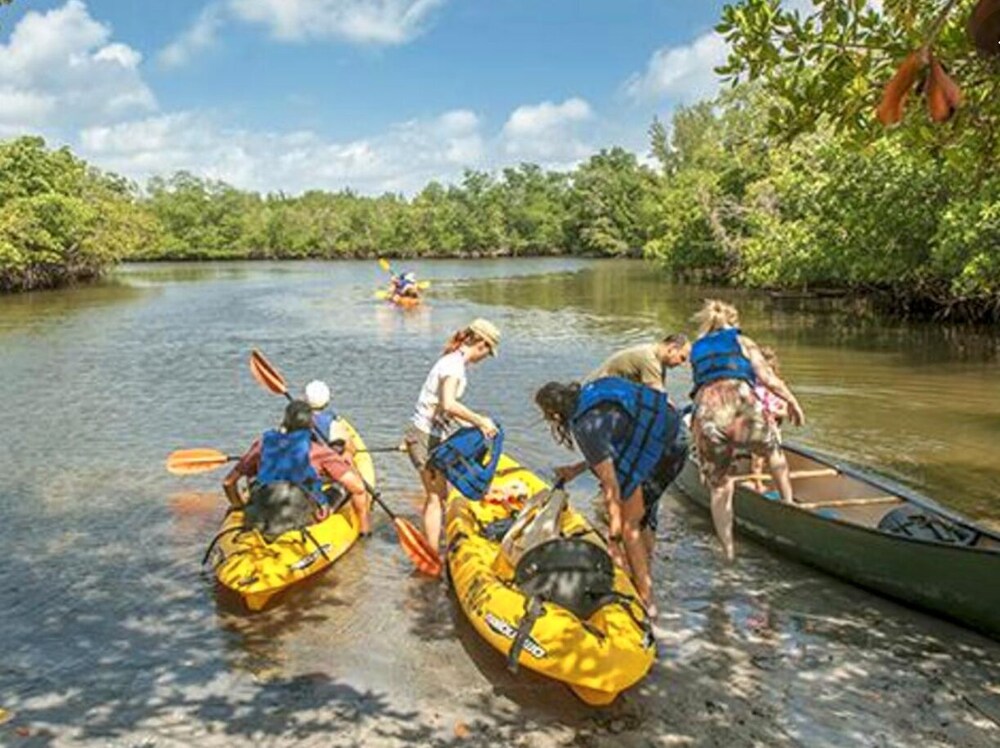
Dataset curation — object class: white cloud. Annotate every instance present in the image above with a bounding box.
[159,0,447,67]
[0,0,155,130]
[158,5,225,68]
[501,97,594,167]
[79,108,488,194]
[624,31,728,103]
[227,0,446,43]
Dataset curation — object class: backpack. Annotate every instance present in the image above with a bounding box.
[877,504,978,546]
[244,481,316,542]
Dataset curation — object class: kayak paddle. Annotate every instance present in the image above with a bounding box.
[248,348,442,576]
[167,448,239,475]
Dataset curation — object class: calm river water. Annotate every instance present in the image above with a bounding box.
[1,259,998,747]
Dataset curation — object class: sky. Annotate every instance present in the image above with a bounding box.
[0,0,741,194]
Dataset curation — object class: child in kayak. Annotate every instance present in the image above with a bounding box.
[403,319,500,557]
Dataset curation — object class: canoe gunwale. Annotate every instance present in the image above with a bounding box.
[781,441,1000,546]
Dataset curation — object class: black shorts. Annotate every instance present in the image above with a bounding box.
[640,438,689,532]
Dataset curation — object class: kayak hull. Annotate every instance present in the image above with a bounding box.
[445,455,656,705]
[390,294,421,308]
[207,419,375,612]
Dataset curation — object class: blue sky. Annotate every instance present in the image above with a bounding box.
[0,0,735,193]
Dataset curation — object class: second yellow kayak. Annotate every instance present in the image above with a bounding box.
[445,455,655,705]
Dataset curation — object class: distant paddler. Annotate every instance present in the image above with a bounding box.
[402,318,501,559]
[535,376,683,617]
[689,299,805,561]
[391,271,421,300]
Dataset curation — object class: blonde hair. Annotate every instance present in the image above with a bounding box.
[693,299,740,336]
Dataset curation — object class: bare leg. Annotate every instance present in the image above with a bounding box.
[767,448,794,504]
[641,526,655,563]
[419,467,447,552]
[750,454,766,492]
[351,490,371,534]
[605,495,631,575]
[709,478,736,562]
[622,488,656,615]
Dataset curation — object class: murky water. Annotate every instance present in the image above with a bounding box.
[1,259,998,747]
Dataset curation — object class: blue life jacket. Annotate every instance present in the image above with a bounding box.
[690,328,755,395]
[572,377,679,499]
[429,424,505,501]
[257,429,324,502]
[312,408,338,441]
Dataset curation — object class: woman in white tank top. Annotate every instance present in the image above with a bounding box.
[403,318,501,560]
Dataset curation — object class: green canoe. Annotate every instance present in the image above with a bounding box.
[676,441,1000,639]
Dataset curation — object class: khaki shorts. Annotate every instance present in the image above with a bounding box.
[403,424,443,472]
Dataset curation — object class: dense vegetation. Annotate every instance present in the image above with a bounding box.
[0,137,158,292]
[2,0,998,320]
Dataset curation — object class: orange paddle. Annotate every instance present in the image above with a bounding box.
[166,448,238,475]
[248,348,442,576]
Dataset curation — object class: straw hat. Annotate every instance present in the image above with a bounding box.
[468,318,501,356]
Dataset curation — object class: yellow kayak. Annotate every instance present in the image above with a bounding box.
[445,455,655,705]
[206,418,375,612]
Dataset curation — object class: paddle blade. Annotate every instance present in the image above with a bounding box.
[374,290,390,300]
[416,280,431,289]
[378,258,391,273]
[393,517,442,576]
[166,448,236,475]
[249,349,288,396]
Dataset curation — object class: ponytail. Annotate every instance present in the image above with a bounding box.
[693,298,740,336]
[442,328,483,355]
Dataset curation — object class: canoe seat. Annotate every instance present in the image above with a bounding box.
[798,496,899,510]
[735,468,839,483]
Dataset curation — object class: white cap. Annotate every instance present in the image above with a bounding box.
[304,380,331,410]
[403,271,416,281]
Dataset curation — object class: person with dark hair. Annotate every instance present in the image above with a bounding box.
[223,400,371,536]
[535,377,681,616]
[585,333,691,393]
[554,332,692,552]
[403,318,501,556]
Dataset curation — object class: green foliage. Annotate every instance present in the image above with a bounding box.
[568,148,658,256]
[715,0,1000,165]
[0,137,158,292]
[643,83,1000,319]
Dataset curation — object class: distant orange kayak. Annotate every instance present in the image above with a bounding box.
[390,294,422,308]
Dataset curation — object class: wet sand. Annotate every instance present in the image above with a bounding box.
[4,493,999,748]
